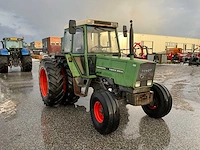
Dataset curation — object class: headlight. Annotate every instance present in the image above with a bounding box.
[147,80,152,86]
[135,81,141,87]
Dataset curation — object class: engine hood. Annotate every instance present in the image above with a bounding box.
[96,55,156,88]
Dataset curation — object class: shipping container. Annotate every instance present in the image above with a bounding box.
[42,36,61,55]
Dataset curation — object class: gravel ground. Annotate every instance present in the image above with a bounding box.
[0,60,200,150]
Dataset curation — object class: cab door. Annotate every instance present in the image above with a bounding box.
[71,27,87,76]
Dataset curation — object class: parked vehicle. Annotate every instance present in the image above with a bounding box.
[188,53,200,66]
[38,19,172,134]
[0,37,32,73]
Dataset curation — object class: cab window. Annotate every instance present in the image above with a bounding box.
[73,27,84,53]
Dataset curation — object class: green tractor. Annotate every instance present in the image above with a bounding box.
[39,19,172,134]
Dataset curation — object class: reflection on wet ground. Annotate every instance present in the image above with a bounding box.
[0,68,33,119]
[154,64,200,111]
[41,103,171,150]
[1,61,200,149]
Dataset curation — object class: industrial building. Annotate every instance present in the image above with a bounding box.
[29,41,43,55]
[118,33,200,54]
[30,41,43,49]
[42,36,61,55]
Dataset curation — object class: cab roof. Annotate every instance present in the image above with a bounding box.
[64,19,118,29]
[3,37,24,41]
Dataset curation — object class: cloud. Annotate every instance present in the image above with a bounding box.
[0,10,37,36]
[0,0,200,43]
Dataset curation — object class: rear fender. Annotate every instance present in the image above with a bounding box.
[21,48,30,56]
[0,48,10,56]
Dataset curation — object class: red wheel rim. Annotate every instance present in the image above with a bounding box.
[148,99,158,110]
[149,105,157,110]
[61,68,67,92]
[40,68,48,97]
[94,101,104,123]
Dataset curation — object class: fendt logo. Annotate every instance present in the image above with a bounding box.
[141,69,153,73]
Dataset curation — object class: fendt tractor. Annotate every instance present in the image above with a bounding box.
[39,19,172,134]
[0,37,32,73]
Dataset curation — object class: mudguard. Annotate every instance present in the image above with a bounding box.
[0,48,10,55]
[21,48,30,55]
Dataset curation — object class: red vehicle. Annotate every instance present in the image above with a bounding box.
[166,48,182,62]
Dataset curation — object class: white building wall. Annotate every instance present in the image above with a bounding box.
[118,32,200,54]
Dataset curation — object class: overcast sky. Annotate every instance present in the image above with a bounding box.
[0,0,200,43]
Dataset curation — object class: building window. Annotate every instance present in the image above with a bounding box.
[56,42,59,46]
[51,42,55,45]
[165,42,177,48]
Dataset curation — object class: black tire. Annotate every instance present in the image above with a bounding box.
[142,83,172,118]
[21,55,32,72]
[90,90,120,134]
[39,59,65,106]
[0,56,8,73]
[58,58,79,105]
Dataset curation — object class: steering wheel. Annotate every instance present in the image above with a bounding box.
[90,46,108,53]
[90,46,103,52]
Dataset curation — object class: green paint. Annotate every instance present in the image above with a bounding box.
[65,54,80,77]
[96,55,156,88]
[63,19,156,88]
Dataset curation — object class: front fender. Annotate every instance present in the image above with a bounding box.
[21,48,30,55]
[0,48,10,55]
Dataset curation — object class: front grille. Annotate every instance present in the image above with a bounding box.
[141,80,147,86]
[137,63,156,81]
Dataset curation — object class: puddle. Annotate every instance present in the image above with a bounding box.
[0,72,33,119]
[171,82,194,111]
[121,105,171,149]
[74,87,93,112]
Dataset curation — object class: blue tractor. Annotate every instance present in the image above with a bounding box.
[0,37,32,73]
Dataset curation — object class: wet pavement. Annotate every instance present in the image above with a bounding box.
[0,60,200,150]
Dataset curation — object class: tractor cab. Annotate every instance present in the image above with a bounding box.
[2,37,23,50]
[62,19,120,77]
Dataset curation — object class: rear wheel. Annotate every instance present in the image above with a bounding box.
[21,55,32,72]
[39,59,64,106]
[58,58,79,105]
[90,90,120,134]
[142,83,172,118]
[0,56,8,73]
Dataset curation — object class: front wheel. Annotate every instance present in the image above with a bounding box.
[142,83,172,118]
[90,90,120,134]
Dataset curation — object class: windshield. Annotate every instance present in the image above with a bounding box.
[5,40,23,49]
[87,26,119,53]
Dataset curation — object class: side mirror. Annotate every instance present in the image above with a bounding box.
[23,42,28,48]
[123,25,127,37]
[69,20,76,34]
